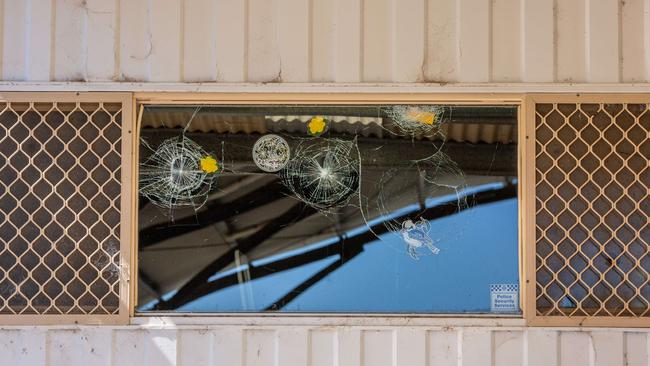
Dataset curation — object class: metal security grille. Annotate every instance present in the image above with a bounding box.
[533,100,650,322]
[0,93,131,323]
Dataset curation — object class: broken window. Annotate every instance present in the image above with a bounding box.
[136,104,519,313]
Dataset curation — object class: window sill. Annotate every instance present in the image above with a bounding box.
[131,313,525,328]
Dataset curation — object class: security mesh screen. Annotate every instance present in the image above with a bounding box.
[535,103,650,317]
[0,101,122,315]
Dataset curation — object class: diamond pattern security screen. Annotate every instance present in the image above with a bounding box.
[0,93,132,324]
[531,97,650,325]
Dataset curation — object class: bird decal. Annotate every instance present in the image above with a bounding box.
[401,218,440,260]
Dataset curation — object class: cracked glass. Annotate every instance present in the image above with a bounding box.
[136,104,520,313]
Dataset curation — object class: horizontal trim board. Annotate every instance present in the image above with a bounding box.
[3,321,650,332]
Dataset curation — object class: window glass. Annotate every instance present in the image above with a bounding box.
[137,104,519,313]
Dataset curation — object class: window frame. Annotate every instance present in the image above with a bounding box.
[0,92,133,325]
[524,93,650,327]
[1,91,647,326]
[130,92,528,321]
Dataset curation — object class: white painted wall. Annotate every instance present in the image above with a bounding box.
[1,0,649,364]
[1,322,649,366]
[2,0,650,83]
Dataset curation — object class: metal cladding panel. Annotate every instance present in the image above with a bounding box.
[0,325,647,366]
[1,0,649,83]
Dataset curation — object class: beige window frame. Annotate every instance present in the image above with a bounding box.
[1,91,646,327]
[524,93,650,327]
[131,92,528,321]
[0,92,133,325]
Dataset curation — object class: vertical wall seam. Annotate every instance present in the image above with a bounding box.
[644,0,650,80]
[44,329,51,366]
[273,329,279,366]
[307,329,313,366]
[588,332,596,366]
[359,0,365,81]
[390,0,396,81]
[213,0,218,81]
[617,0,623,82]
[208,331,215,365]
[143,330,150,365]
[522,329,529,366]
[391,330,397,366]
[145,0,153,81]
[519,0,526,80]
[109,329,115,366]
[490,330,496,366]
[114,0,121,80]
[585,0,591,81]
[421,0,428,81]
[555,330,561,365]
[24,0,32,80]
[456,328,463,366]
[455,0,461,78]
[241,329,247,366]
[307,0,313,81]
[424,330,430,366]
[622,331,628,366]
[488,0,494,82]
[49,0,56,80]
[179,0,185,82]
[360,330,365,366]
[176,330,182,366]
[646,331,650,366]
[272,0,281,83]
[83,0,90,81]
[552,0,558,82]
[243,0,249,81]
[0,0,4,79]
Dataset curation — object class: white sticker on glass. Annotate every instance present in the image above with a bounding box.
[490,284,519,313]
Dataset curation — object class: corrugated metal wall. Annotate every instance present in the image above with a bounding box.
[2,0,650,83]
[2,1,649,365]
[0,325,649,365]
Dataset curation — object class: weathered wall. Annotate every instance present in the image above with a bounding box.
[1,324,649,366]
[2,0,649,83]
[1,1,649,365]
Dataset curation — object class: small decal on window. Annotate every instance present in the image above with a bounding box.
[490,284,519,313]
